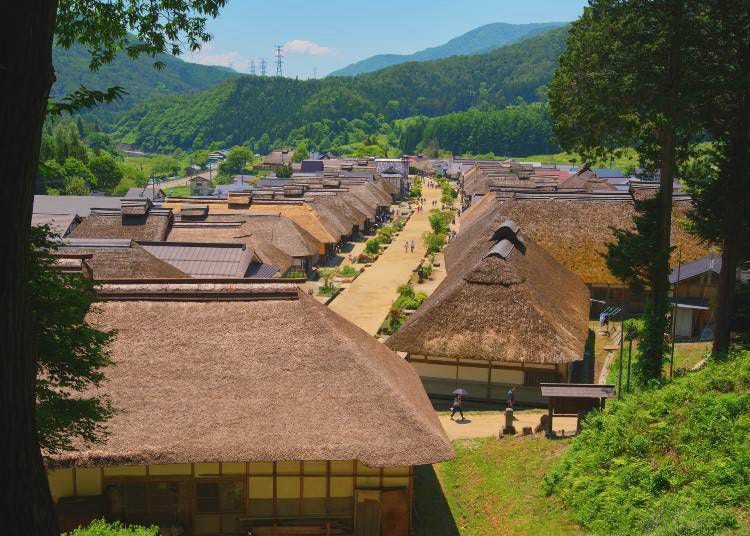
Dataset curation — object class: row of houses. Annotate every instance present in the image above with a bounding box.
[33,172,404,280]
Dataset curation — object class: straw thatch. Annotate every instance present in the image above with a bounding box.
[49,282,453,468]
[304,196,357,237]
[560,165,617,192]
[59,241,188,279]
[70,207,172,242]
[387,221,589,363]
[448,194,708,285]
[166,222,293,276]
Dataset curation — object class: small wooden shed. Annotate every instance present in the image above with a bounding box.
[540,383,616,436]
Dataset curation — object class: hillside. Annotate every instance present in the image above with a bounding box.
[545,351,750,535]
[330,22,566,76]
[112,26,569,152]
[52,43,237,123]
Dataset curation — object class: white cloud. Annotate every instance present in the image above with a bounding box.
[189,43,247,70]
[283,39,335,56]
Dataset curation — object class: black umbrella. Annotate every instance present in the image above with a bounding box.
[452,388,469,396]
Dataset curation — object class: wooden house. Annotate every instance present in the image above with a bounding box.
[188,174,213,196]
[46,281,453,535]
[386,220,590,405]
[669,254,722,340]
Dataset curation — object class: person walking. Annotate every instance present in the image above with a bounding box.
[450,394,464,420]
[410,240,415,253]
[507,387,515,409]
[404,240,409,253]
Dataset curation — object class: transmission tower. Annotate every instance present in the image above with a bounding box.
[249,59,256,75]
[260,58,267,76]
[274,45,284,77]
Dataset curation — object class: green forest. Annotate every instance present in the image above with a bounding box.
[107,26,568,155]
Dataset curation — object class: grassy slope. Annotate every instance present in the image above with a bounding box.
[518,149,640,169]
[607,341,712,385]
[415,437,578,536]
[547,350,750,535]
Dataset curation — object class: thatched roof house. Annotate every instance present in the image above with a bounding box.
[47,280,453,534]
[69,200,172,242]
[166,221,293,276]
[388,221,589,364]
[57,239,188,279]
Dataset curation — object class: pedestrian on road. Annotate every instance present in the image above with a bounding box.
[507,387,515,409]
[404,241,409,253]
[410,240,415,253]
[450,394,464,420]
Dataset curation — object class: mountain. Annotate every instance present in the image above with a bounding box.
[111,26,569,152]
[52,43,238,123]
[329,22,566,77]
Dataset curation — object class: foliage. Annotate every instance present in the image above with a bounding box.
[391,218,405,231]
[276,163,293,178]
[220,145,252,173]
[409,183,422,199]
[429,211,453,235]
[545,350,750,535]
[422,231,446,254]
[292,141,309,163]
[63,176,90,196]
[30,226,115,454]
[338,265,359,278]
[63,519,158,536]
[149,154,180,179]
[376,225,394,244]
[356,253,375,264]
[365,238,381,256]
[88,153,123,193]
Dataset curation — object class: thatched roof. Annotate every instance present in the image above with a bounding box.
[560,165,617,192]
[32,212,81,237]
[263,148,292,166]
[304,196,357,237]
[50,282,453,468]
[70,207,172,242]
[167,221,293,276]
[449,193,708,285]
[59,240,188,279]
[387,221,589,363]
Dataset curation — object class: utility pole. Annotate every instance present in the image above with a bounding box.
[249,59,256,75]
[312,66,317,79]
[274,45,284,77]
[260,58,267,77]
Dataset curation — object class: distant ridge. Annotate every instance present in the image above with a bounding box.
[329,21,566,77]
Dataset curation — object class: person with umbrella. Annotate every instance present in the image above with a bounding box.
[450,388,467,420]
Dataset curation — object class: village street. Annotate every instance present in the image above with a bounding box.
[438,411,580,440]
[329,181,444,335]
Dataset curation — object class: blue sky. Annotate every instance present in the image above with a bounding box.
[187,0,589,77]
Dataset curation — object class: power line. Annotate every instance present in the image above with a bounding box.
[274,45,284,78]
[249,59,256,75]
[260,58,267,76]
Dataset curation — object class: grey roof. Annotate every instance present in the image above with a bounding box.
[246,263,281,279]
[669,254,722,284]
[34,195,121,217]
[139,241,255,278]
[31,212,81,237]
[593,168,624,178]
[256,178,292,188]
[125,187,163,201]
[540,383,616,398]
[670,297,710,310]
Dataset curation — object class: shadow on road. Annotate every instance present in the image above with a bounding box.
[413,464,460,536]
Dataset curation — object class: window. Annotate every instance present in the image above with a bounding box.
[196,481,244,513]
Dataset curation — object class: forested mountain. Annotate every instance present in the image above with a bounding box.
[329,22,566,76]
[112,26,568,152]
[52,43,237,124]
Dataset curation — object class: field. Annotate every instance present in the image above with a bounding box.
[518,149,640,169]
[414,437,578,536]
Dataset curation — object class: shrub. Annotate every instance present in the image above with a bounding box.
[357,253,375,263]
[544,350,750,536]
[339,265,359,277]
[365,238,381,255]
[422,262,433,278]
[410,184,422,198]
[64,519,158,536]
[422,231,446,254]
[429,211,453,234]
[376,227,393,244]
[284,270,306,279]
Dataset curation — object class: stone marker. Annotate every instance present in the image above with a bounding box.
[522,426,533,436]
[502,407,516,435]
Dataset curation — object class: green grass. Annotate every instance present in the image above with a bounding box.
[546,349,750,535]
[163,186,190,197]
[518,149,640,169]
[607,341,712,386]
[415,437,579,535]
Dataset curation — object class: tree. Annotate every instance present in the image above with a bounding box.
[63,176,90,196]
[681,2,750,356]
[291,141,309,163]
[1,2,226,533]
[276,163,293,178]
[548,0,709,381]
[88,153,123,193]
[220,145,252,173]
[150,154,180,179]
[30,226,115,454]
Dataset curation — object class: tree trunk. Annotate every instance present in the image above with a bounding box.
[712,98,750,357]
[1,1,60,534]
